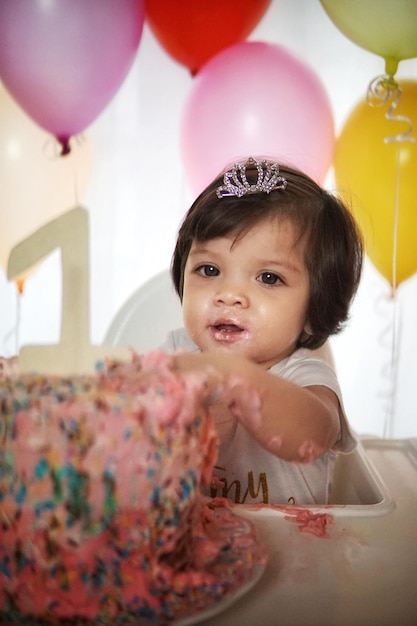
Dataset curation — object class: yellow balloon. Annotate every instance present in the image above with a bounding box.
[320,0,417,75]
[0,86,92,279]
[334,79,417,287]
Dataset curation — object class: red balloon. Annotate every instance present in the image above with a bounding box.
[0,0,144,154]
[145,0,272,75]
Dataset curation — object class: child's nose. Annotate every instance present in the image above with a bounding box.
[215,285,249,307]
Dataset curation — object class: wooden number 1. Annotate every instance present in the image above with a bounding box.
[7,206,129,375]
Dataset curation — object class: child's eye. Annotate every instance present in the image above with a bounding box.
[257,272,282,285]
[196,264,220,277]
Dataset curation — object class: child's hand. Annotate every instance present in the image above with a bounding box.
[225,375,262,429]
[169,352,262,428]
[169,351,225,403]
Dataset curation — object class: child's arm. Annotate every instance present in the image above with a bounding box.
[170,351,341,463]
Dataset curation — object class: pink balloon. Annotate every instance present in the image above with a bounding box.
[181,42,335,194]
[0,0,144,154]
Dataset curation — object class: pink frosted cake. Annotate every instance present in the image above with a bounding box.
[0,352,266,624]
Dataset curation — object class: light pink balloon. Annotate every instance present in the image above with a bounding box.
[181,42,335,195]
[0,0,144,154]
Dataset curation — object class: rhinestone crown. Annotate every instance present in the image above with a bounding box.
[216,157,287,199]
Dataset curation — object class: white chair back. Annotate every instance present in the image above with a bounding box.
[104,269,182,353]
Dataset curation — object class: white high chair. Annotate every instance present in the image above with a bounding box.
[104,269,183,353]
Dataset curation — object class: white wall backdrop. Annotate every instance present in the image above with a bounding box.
[1,0,416,439]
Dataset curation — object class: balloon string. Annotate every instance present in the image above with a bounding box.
[381,146,402,437]
[372,288,399,438]
[71,134,88,206]
[43,134,85,205]
[390,146,402,296]
[367,75,416,144]
[15,286,21,355]
[366,75,415,299]
[71,148,80,206]
[383,295,400,439]
[3,285,22,357]
[366,75,411,436]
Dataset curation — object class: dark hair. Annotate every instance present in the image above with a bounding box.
[171,160,363,349]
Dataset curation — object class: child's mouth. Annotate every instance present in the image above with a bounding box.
[210,322,247,343]
[214,324,242,333]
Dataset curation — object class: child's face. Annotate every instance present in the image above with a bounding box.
[182,217,310,369]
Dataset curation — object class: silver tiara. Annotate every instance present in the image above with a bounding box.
[216,157,287,199]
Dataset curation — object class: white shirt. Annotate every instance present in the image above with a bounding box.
[160,328,356,505]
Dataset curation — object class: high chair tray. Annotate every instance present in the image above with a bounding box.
[198,437,417,626]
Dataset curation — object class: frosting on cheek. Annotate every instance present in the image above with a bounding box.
[297,439,325,463]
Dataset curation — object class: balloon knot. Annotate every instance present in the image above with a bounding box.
[15,277,25,295]
[57,137,72,156]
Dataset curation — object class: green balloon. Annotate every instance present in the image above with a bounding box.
[320,0,417,75]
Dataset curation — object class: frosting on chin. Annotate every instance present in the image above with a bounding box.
[0,351,266,624]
